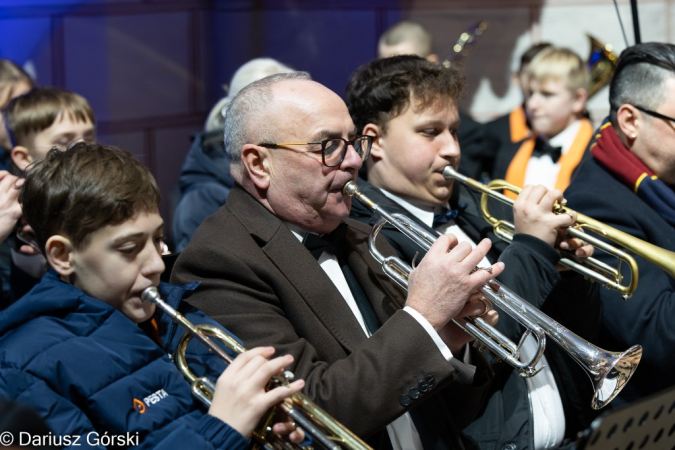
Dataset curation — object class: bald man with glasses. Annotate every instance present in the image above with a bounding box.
[565,42,675,404]
[172,72,504,450]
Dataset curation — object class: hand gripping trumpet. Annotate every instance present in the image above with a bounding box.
[141,287,372,450]
[443,166,675,300]
[343,181,642,409]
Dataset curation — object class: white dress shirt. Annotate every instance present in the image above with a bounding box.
[287,223,476,450]
[378,189,566,450]
[524,119,582,189]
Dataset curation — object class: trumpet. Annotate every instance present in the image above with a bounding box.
[343,181,641,410]
[141,287,372,450]
[443,166,675,300]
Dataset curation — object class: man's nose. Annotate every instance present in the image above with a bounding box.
[340,143,363,170]
[439,131,461,159]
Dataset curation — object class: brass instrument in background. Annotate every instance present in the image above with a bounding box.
[442,21,488,68]
[586,34,618,99]
[444,166,675,300]
[141,287,372,450]
[343,181,641,410]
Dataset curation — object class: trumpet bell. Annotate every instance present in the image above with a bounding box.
[344,179,641,409]
[142,287,372,450]
[592,345,642,410]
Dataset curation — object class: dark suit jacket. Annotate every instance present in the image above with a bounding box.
[565,156,675,405]
[171,184,494,450]
[490,131,529,183]
[458,106,530,182]
[457,111,490,181]
[349,178,601,449]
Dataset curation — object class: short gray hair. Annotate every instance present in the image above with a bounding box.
[609,42,675,125]
[378,21,433,58]
[224,71,312,180]
[204,58,296,132]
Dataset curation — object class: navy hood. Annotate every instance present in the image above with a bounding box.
[178,130,234,192]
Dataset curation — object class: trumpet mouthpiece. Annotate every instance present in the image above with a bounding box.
[343,181,358,197]
[443,166,467,183]
[141,286,160,304]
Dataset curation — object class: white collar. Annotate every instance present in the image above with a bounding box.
[546,119,582,154]
[379,188,445,229]
[286,223,308,243]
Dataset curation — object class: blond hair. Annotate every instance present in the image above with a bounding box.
[527,47,589,92]
[205,58,295,132]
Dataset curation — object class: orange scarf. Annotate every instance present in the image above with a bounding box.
[509,106,530,143]
[504,119,593,198]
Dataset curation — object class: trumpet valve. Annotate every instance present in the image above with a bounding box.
[472,341,489,353]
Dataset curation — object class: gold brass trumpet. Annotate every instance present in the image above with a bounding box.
[443,166,675,300]
[343,181,642,410]
[141,287,372,450]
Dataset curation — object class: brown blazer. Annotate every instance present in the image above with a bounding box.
[171,184,493,449]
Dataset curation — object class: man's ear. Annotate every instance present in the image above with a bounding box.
[616,104,639,141]
[11,146,33,172]
[45,235,74,277]
[572,88,589,115]
[241,143,272,190]
[426,54,439,63]
[363,124,384,161]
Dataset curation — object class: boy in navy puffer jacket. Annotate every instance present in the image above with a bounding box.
[0,141,305,449]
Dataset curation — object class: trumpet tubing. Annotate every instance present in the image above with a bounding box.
[141,287,372,450]
[443,166,675,300]
[343,180,641,409]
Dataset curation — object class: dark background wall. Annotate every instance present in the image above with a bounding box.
[0,0,662,245]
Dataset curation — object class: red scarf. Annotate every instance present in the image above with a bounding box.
[592,118,675,227]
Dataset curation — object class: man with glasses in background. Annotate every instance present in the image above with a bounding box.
[172,72,505,450]
[565,42,675,404]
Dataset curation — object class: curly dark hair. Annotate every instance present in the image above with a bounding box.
[20,141,160,254]
[346,55,466,134]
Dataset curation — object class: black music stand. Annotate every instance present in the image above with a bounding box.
[576,386,675,449]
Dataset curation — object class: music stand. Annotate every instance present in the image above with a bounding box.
[576,386,675,449]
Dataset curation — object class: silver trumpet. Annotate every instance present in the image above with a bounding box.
[343,181,642,409]
[142,287,372,450]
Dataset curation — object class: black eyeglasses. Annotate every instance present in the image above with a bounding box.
[259,135,373,167]
[632,105,675,124]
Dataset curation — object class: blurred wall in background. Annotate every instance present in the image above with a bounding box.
[0,0,670,244]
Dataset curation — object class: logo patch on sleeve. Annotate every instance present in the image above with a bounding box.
[133,389,169,414]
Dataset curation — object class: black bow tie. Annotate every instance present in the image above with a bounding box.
[302,223,348,260]
[532,137,563,163]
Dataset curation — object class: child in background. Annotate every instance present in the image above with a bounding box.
[2,87,96,301]
[0,60,34,302]
[5,86,95,173]
[493,46,592,194]
[0,59,33,167]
